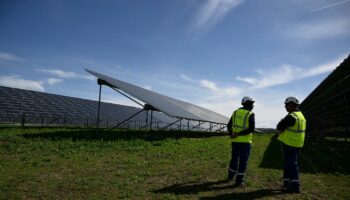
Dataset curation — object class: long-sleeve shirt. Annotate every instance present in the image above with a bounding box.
[227,108,255,136]
[276,109,299,131]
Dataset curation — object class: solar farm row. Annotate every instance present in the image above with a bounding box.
[300,54,350,139]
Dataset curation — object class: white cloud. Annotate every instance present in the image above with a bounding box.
[0,52,21,62]
[179,74,194,82]
[38,69,94,80]
[193,0,245,31]
[82,75,95,80]
[253,65,300,89]
[39,69,78,78]
[236,56,345,89]
[310,0,350,13]
[302,57,345,78]
[200,79,219,91]
[236,76,257,85]
[47,78,62,85]
[0,76,44,91]
[286,18,350,40]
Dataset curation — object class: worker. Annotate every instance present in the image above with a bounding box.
[227,96,255,187]
[276,96,306,193]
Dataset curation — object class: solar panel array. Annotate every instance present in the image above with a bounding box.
[300,54,350,139]
[0,86,225,131]
[0,86,175,128]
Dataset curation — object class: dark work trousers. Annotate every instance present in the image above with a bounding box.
[227,142,251,185]
[282,143,301,190]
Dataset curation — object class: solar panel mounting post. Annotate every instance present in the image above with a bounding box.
[150,110,153,131]
[96,79,103,130]
[143,104,158,131]
[145,110,149,130]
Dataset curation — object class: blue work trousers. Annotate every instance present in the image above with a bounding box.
[228,142,251,185]
[282,143,301,190]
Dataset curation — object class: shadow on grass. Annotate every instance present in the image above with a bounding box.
[259,136,350,175]
[21,129,226,142]
[153,180,231,195]
[154,180,281,199]
[200,189,282,200]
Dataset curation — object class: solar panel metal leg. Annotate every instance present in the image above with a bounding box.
[145,110,149,130]
[21,113,25,128]
[150,110,153,131]
[179,119,182,131]
[96,83,102,130]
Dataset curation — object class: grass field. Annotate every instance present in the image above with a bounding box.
[1,127,350,199]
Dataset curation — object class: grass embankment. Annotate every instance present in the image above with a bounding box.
[0,127,349,199]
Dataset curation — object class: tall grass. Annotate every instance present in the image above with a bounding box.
[1,127,349,199]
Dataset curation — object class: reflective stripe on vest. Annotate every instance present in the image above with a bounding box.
[278,111,306,148]
[231,108,253,143]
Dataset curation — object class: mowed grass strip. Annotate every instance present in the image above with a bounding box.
[0,127,349,199]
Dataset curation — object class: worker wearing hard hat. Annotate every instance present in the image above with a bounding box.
[276,96,306,193]
[227,96,255,187]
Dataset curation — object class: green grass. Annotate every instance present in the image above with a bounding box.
[1,127,349,199]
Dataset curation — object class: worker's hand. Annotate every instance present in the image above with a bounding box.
[272,130,282,140]
[230,132,239,138]
[277,130,283,134]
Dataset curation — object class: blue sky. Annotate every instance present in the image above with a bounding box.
[0,0,349,127]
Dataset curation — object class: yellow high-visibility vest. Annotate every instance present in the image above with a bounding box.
[231,108,253,143]
[278,111,306,148]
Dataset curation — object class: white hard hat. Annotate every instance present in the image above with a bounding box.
[242,96,255,104]
[285,96,299,104]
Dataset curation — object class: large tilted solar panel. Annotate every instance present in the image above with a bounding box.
[0,86,182,128]
[300,55,350,136]
[86,69,229,124]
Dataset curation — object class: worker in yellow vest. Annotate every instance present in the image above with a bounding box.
[227,96,255,187]
[276,96,306,193]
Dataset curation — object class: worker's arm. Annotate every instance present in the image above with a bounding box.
[276,115,295,133]
[237,113,255,136]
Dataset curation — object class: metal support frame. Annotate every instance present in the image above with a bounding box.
[191,121,206,130]
[160,118,183,131]
[110,109,145,130]
[203,123,219,132]
[215,124,227,132]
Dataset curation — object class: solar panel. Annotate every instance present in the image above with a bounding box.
[300,54,350,137]
[86,69,229,124]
